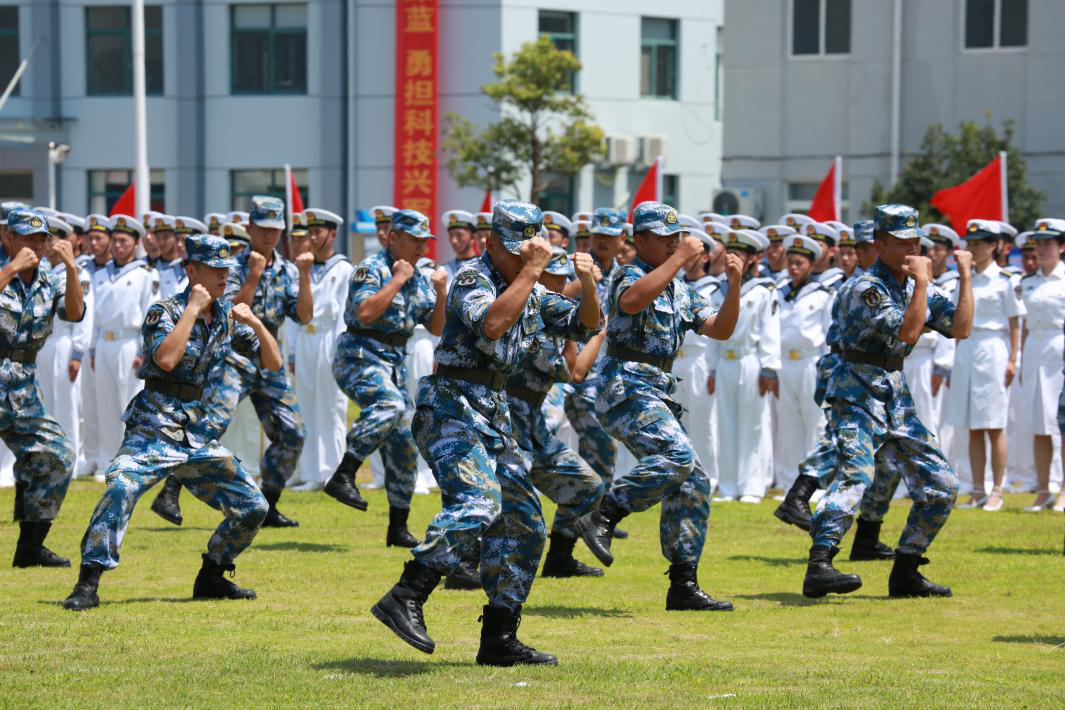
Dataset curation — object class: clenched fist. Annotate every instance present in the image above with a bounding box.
[247,250,267,275]
[392,259,415,284]
[953,249,973,276]
[519,237,552,271]
[188,283,212,314]
[52,240,77,270]
[572,251,595,283]
[231,302,259,326]
[295,252,314,273]
[8,247,39,274]
[902,255,933,285]
[723,252,744,283]
[430,267,448,291]
[674,235,703,263]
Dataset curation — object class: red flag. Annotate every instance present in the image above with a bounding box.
[930,153,1008,232]
[480,190,492,213]
[807,157,841,221]
[628,157,662,221]
[110,183,136,218]
[288,170,304,214]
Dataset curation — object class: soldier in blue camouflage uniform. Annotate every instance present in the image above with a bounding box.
[1,208,84,568]
[62,235,282,611]
[200,196,313,527]
[575,202,744,611]
[507,246,605,578]
[324,209,447,548]
[371,200,602,666]
[802,205,973,600]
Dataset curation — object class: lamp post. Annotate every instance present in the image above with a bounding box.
[47,141,70,210]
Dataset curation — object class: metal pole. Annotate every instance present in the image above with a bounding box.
[48,142,56,210]
[131,0,150,216]
[0,36,40,115]
[889,0,902,186]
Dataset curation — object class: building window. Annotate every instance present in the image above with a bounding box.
[85,6,163,96]
[640,17,678,99]
[786,180,850,222]
[714,26,723,121]
[231,4,308,95]
[230,168,309,211]
[87,169,166,215]
[662,175,679,210]
[965,0,1027,49]
[537,174,574,218]
[792,0,850,56]
[0,7,19,97]
[539,10,577,92]
[0,172,32,202]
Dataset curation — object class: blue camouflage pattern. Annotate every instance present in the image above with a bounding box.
[410,250,600,610]
[333,247,438,508]
[492,199,543,254]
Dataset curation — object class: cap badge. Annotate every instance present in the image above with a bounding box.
[219,248,229,258]
[665,212,678,225]
[523,225,536,238]
[906,216,916,227]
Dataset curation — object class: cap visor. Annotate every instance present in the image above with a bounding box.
[591,226,624,237]
[202,257,237,269]
[887,227,925,240]
[648,223,685,236]
[500,236,523,254]
[252,218,286,229]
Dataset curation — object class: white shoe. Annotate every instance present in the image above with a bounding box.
[739,495,762,504]
[93,473,106,483]
[290,481,322,492]
[957,495,987,510]
[713,495,736,502]
[982,491,1004,512]
[362,480,384,490]
[413,483,431,495]
[1024,491,1053,512]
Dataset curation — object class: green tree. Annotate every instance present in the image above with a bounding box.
[441,37,605,203]
[869,119,1043,231]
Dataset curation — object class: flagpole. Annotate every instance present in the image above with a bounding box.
[834,155,842,221]
[999,151,1009,223]
[131,0,149,217]
[284,163,293,231]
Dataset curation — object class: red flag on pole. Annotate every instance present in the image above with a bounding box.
[807,156,841,221]
[480,190,492,213]
[628,156,662,221]
[288,168,304,214]
[930,152,1009,232]
[110,183,136,218]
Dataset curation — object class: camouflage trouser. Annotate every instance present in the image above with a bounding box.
[509,394,604,538]
[811,400,958,555]
[3,378,75,522]
[564,380,616,483]
[80,433,268,568]
[598,388,710,565]
[542,384,568,437]
[333,355,416,510]
[411,382,545,611]
[202,359,305,495]
[800,427,903,523]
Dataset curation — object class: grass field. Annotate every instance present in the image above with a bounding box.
[2,480,1064,708]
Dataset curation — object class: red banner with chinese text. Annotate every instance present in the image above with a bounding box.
[394,0,438,258]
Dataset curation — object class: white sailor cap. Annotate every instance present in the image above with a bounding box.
[782,234,822,262]
[725,229,769,253]
[728,214,760,230]
[204,212,227,230]
[965,219,1006,240]
[781,213,815,230]
[442,209,475,231]
[371,205,397,225]
[474,212,493,230]
[86,214,112,233]
[704,221,731,243]
[1016,231,1035,250]
[571,210,593,224]
[46,215,72,237]
[174,216,208,235]
[759,224,797,243]
[698,211,725,224]
[35,207,59,219]
[542,211,573,237]
[148,214,176,233]
[110,214,146,239]
[1034,218,1065,238]
[227,211,250,225]
[803,222,839,246]
[919,236,935,250]
[678,214,703,231]
[924,224,960,248]
[58,213,86,233]
[304,208,344,228]
[221,221,250,244]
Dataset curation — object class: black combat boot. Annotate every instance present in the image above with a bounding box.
[888,552,952,598]
[802,544,862,598]
[371,560,441,654]
[612,527,630,539]
[261,488,299,528]
[150,475,184,526]
[475,605,558,666]
[541,531,603,578]
[849,517,896,561]
[574,496,628,567]
[63,564,104,611]
[774,474,819,531]
[12,521,70,568]
[386,506,420,548]
[193,553,257,600]
[324,453,368,511]
[665,563,734,611]
[444,545,481,590]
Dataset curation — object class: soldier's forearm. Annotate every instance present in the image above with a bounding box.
[482,268,538,340]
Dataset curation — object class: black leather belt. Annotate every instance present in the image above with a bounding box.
[437,364,507,391]
[347,327,409,347]
[145,377,204,402]
[0,346,38,364]
[505,381,549,409]
[840,350,904,373]
[606,344,674,373]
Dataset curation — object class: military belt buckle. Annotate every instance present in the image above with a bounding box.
[788,349,801,361]
[306,324,317,334]
[103,331,116,342]
[724,349,737,360]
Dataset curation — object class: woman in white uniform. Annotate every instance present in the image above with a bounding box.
[1016,219,1065,510]
[774,234,832,489]
[946,219,1025,511]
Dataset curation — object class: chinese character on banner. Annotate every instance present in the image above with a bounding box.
[395,0,438,258]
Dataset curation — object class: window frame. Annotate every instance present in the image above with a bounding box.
[229,3,309,96]
[86,169,166,215]
[538,9,578,93]
[662,174,679,211]
[640,16,679,100]
[960,0,1028,53]
[0,6,20,97]
[229,168,309,211]
[788,0,851,60]
[84,5,163,97]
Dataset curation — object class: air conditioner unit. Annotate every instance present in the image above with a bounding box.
[602,135,637,166]
[638,134,668,166]
[712,187,764,222]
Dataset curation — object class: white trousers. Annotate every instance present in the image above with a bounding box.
[715,354,770,498]
[904,347,941,438]
[221,398,265,478]
[292,325,347,486]
[93,335,143,467]
[673,350,718,492]
[80,355,101,475]
[0,441,13,486]
[775,356,823,490]
[37,334,83,474]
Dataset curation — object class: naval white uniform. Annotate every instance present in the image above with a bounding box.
[75,256,109,476]
[905,270,960,437]
[156,257,187,299]
[1016,262,1065,435]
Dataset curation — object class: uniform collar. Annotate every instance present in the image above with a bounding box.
[1042,260,1065,280]
[975,260,1002,278]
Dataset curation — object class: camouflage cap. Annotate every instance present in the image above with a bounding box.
[185,234,237,269]
[590,207,625,237]
[248,196,285,229]
[632,202,684,237]
[391,209,434,239]
[8,208,50,237]
[853,220,875,245]
[874,204,924,240]
[492,199,543,254]
[544,246,572,276]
